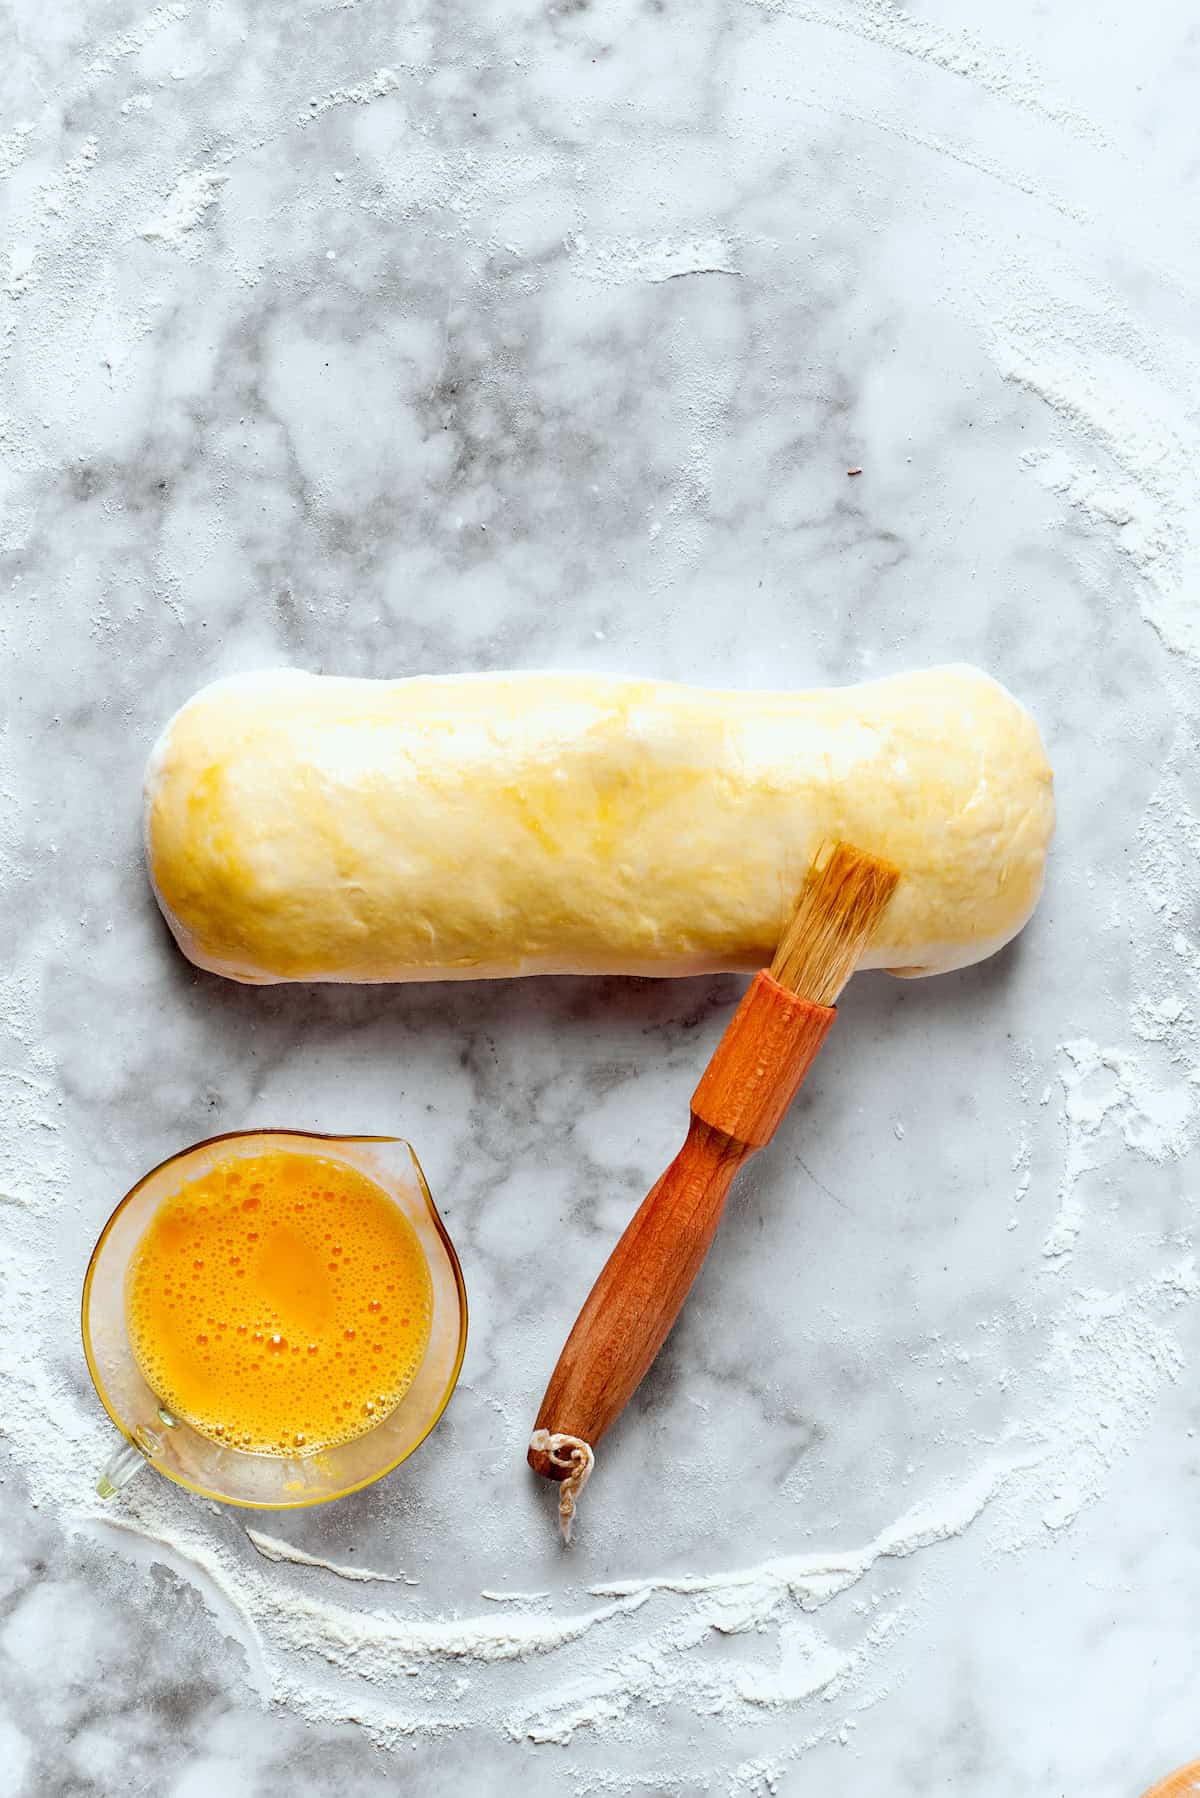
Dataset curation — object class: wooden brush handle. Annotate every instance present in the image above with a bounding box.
[529,972,835,1479]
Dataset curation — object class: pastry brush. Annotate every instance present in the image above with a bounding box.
[528,840,900,1539]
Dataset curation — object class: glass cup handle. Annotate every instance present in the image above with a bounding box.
[95,1419,172,1499]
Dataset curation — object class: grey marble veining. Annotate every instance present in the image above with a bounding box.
[4,1,1200,1794]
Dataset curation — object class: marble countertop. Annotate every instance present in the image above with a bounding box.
[4,2,1200,1793]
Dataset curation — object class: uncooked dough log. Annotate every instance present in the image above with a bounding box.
[144,665,1054,985]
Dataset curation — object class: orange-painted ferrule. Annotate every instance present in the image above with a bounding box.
[690,970,836,1149]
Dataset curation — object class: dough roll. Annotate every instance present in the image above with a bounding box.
[144,665,1054,985]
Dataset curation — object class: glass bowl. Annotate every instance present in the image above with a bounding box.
[82,1130,467,1509]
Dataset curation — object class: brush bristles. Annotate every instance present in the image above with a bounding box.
[769,842,900,1005]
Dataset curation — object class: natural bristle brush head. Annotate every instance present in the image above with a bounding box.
[769,842,901,1005]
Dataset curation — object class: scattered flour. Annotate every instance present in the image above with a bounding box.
[592,1459,1015,1614]
[81,2,190,82]
[784,0,1110,147]
[480,1589,552,1604]
[140,166,227,252]
[245,1529,418,1585]
[6,245,38,302]
[0,122,36,181]
[567,234,740,287]
[299,68,403,125]
[991,317,1200,660]
[1138,746,1200,937]
[1012,1258,1199,1536]
[1042,1038,1198,1265]
[87,1508,655,1683]
[1010,1114,1031,1215]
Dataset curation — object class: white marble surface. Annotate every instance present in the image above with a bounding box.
[4,2,1200,1794]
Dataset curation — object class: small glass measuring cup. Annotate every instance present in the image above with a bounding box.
[82,1130,467,1509]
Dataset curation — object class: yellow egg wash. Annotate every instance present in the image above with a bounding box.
[125,1150,433,1456]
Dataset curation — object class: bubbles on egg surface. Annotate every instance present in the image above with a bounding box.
[125,1149,434,1457]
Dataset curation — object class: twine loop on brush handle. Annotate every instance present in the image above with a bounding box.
[528,1429,595,1543]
